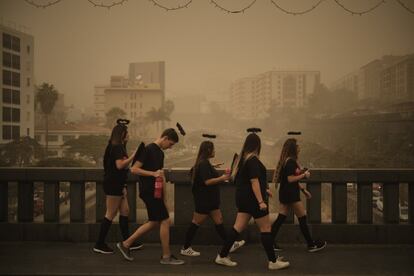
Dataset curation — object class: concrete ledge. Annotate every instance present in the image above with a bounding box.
[1,223,413,244]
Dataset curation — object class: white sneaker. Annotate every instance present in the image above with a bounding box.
[180,247,201,257]
[215,254,237,267]
[268,257,290,270]
[229,239,245,253]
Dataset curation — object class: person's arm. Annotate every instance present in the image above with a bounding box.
[115,154,135,170]
[130,161,163,177]
[251,178,267,210]
[205,175,229,186]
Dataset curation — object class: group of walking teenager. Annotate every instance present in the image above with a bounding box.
[94,119,326,270]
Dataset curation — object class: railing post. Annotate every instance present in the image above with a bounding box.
[127,181,137,223]
[43,181,60,222]
[70,181,85,222]
[332,182,347,223]
[18,181,33,222]
[357,182,372,224]
[95,181,105,222]
[307,182,321,223]
[383,182,399,224]
[0,181,8,222]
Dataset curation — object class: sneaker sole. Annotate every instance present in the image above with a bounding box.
[308,242,327,253]
[93,248,114,254]
[116,243,134,261]
[269,263,290,270]
[180,252,201,257]
[160,261,186,265]
[215,260,237,267]
[130,245,144,251]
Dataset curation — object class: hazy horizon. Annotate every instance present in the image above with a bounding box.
[1,0,414,110]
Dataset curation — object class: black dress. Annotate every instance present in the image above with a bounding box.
[103,143,128,196]
[278,158,301,204]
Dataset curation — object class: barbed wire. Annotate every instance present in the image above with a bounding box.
[334,0,386,15]
[87,0,127,9]
[269,0,324,15]
[148,0,192,11]
[23,0,62,8]
[210,0,257,14]
[396,0,414,14]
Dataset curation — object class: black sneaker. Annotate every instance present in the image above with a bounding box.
[308,240,327,253]
[273,243,283,252]
[130,241,144,251]
[93,243,114,254]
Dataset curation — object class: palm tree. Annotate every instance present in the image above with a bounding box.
[35,83,59,157]
[146,107,171,133]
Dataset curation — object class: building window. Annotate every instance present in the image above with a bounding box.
[3,52,11,67]
[12,36,20,52]
[62,135,75,142]
[35,135,41,142]
[3,70,12,85]
[26,111,30,121]
[3,107,11,122]
[27,128,30,136]
[12,108,20,122]
[2,125,12,140]
[27,45,30,55]
[2,88,12,103]
[26,94,29,104]
[12,126,20,140]
[3,33,12,49]
[47,135,58,142]
[13,90,20,104]
[12,72,20,87]
[27,78,30,87]
[12,54,20,70]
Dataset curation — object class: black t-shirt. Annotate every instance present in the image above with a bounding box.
[137,143,164,198]
[279,158,300,194]
[103,143,128,185]
[235,156,268,204]
[192,159,220,205]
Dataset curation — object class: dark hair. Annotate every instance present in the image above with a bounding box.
[161,128,179,143]
[109,124,128,146]
[190,141,214,182]
[232,133,261,177]
[273,138,298,182]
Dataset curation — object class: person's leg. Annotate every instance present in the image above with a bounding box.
[160,218,171,258]
[118,188,130,241]
[271,203,289,249]
[94,195,122,253]
[210,209,227,241]
[291,201,327,252]
[183,212,208,249]
[219,212,250,257]
[123,221,158,248]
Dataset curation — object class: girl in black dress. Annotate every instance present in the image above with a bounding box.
[180,138,245,257]
[215,131,290,270]
[271,138,326,252]
[93,119,142,254]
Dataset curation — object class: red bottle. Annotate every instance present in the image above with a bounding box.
[154,176,163,199]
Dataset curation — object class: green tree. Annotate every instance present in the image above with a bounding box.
[146,107,170,132]
[0,136,43,167]
[35,83,59,157]
[36,157,92,167]
[105,107,126,128]
[63,135,109,165]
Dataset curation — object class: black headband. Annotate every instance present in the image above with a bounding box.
[247,127,261,133]
[176,122,186,136]
[202,134,217,139]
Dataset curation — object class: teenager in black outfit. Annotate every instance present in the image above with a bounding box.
[271,138,326,252]
[215,131,290,270]
[180,138,245,257]
[93,120,143,254]
[116,128,185,265]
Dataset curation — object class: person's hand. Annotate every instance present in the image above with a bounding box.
[303,189,312,199]
[266,189,273,197]
[153,170,164,178]
[259,202,267,210]
[122,187,128,198]
[221,174,231,182]
[213,162,224,168]
[304,170,311,179]
[130,148,137,159]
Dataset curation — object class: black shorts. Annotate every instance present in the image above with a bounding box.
[103,181,126,196]
[141,196,169,222]
[236,197,268,219]
[279,188,301,204]
[193,198,220,215]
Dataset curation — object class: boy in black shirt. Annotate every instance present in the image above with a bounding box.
[116,128,185,265]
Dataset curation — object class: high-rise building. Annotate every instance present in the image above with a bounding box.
[0,24,34,143]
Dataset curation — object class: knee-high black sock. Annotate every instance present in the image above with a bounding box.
[261,232,276,262]
[119,215,129,241]
[183,223,199,249]
[215,223,227,242]
[220,228,239,257]
[97,217,112,245]
[298,215,314,246]
[271,214,287,241]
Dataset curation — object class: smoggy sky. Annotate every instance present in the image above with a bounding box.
[1,0,414,110]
